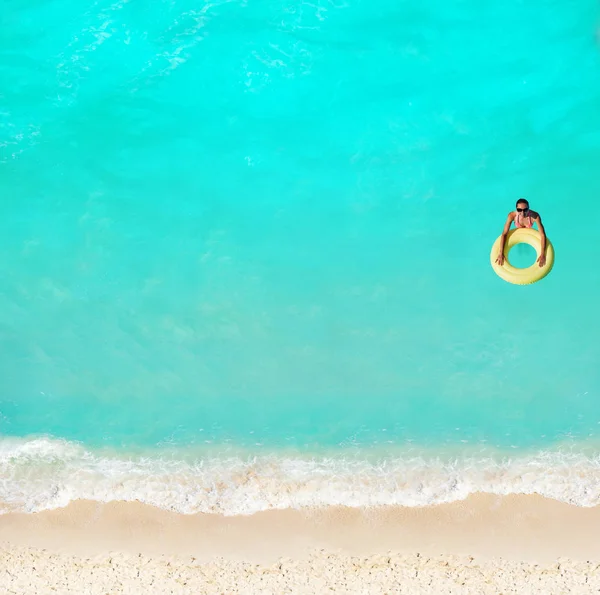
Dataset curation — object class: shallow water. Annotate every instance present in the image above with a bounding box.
[2,0,600,513]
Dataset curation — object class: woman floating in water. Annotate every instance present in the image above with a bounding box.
[495,198,547,267]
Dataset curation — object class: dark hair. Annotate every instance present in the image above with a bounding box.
[516,198,529,208]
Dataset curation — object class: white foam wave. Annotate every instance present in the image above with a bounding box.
[2,436,600,515]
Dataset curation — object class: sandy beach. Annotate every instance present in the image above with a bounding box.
[2,494,600,593]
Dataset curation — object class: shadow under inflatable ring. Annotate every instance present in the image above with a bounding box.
[490,228,554,285]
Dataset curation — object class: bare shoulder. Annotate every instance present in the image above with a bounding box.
[507,211,516,220]
[530,210,541,220]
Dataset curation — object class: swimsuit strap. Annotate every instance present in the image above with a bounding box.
[515,212,532,228]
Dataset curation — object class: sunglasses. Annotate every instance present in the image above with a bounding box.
[516,207,529,212]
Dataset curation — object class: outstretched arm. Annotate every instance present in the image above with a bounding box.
[535,215,547,267]
[495,213,514,265]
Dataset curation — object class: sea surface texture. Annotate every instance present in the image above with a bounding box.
[2,0,600,514]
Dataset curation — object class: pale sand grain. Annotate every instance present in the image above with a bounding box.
[2,494,600,593]
[2,545,599,594]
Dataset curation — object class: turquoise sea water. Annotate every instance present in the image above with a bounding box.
[2,0,600,514]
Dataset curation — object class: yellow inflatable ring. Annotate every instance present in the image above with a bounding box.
[490,228,554,285]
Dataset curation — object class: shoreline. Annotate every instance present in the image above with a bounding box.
[3,493,600,562]
[3,494,600,592]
